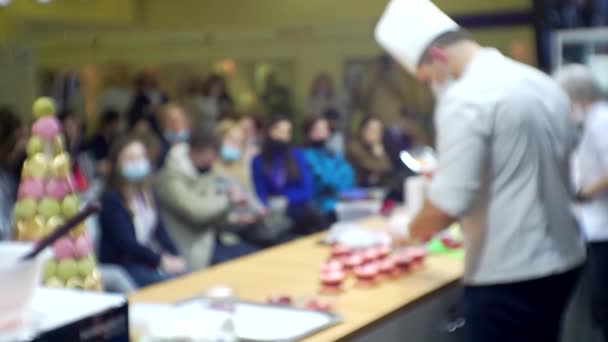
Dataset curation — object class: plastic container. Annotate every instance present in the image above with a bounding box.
[204,286,238,342]
[335,200,382,222]
[0,242,51,329]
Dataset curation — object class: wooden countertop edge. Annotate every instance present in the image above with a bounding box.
[323,278,462,342]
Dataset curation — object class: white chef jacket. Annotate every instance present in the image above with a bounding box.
[573,102,608,242]
[428,48,586,285]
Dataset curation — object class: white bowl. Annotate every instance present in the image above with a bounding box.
[335,200,382,222]
[0,242,50,329]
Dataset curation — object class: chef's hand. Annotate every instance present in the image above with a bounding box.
[389,230,410,248]
[161,254,187,274]
[408,221,435,245]
[389,222,432,248]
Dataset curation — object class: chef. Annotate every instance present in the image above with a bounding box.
[554,64,608,341]
[375,1,586,341]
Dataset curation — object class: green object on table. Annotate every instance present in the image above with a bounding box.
[427,238,464,260]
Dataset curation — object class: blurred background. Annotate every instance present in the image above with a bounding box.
[0,0,605,139]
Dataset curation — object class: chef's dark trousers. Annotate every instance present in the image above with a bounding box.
[464,267,581,342]
[588,242,608,341]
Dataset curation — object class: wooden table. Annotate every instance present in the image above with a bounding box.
[129,217,464,341]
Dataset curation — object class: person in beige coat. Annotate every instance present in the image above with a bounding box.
[155,133,231,270]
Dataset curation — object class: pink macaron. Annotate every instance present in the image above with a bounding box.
[376,244,391,260]
[354,264,379,287]
[379,257,400,279]
[52,237,76,260]
[18,179,45,200]
[32,117,61,141]
[362,248,380,264]
[46,178,70,200]
[74,235,93,258]
[320,270,346,294]
[343,254,364,271]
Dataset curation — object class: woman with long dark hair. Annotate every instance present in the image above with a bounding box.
[347,116,395,188]
[252,116,325,235]
[98,134,185,287]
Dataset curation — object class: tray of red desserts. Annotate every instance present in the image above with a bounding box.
[318,243,428,293]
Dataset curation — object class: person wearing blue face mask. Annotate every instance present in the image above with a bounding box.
[214,120,252,190]
[157,130,259,269]
[157,103,191,167]
[98,134,186,287]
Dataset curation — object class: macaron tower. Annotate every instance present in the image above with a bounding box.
[13,97,102,291]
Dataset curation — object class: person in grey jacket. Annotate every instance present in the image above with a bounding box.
[156,131,256,270]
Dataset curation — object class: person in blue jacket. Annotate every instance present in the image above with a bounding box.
[252,116,327,235]
[302,116,355,221]
[99,133,186,287]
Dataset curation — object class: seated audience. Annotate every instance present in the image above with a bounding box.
[239,114,262,167]
[214,120,291,246]
[303,116,355,219]
[383,108,417,171]
[127,70,168,130]
[214,119,253,189]
[323,108,346,156]
[58,109,97,194]
[157,103,191,167]
[200,74,234,127]
[156,131,258,269]
[0,107,26,239]
[306,73,339,118]
[347,116,395,189]
[252,116,327,235]
[98,134,185,287]
[86,109,122,178]
[261,73,294,120]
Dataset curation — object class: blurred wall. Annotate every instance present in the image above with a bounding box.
[142,0,531,28]
[0,0,534,119]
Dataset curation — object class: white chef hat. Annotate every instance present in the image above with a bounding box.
[375,0,460,74]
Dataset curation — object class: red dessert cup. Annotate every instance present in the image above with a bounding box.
[376,244,391,260]
[407,247,426,268]
[379,258,399,280]
[362,248,380,264]
[395,253,413,274]
[320,270,345,294]
[343,254,364,272]
[354,264,379,288]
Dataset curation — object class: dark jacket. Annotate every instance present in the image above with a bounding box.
[98,190,180,268]
[251,148,314,212]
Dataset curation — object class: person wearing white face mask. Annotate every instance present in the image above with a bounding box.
[375,1,585,341]
[98,134,186,287]
[554,64,608,341]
